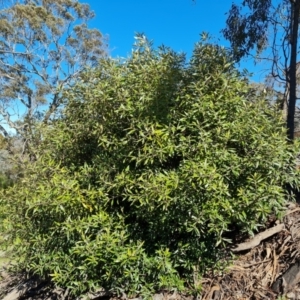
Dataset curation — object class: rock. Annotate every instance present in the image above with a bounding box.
[153,293,164,300]
[272,260,300,293]
[287,292,296,299]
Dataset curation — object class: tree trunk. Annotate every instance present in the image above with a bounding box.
[287,0,300,141]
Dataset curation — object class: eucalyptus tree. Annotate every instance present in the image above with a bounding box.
[0,0,106,157]
[223,0,300,140]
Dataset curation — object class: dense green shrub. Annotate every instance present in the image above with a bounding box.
[1,36,300,297]
[0,173,13,189]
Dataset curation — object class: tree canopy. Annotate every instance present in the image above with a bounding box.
[223,0,300,140]
[0,0,106,156]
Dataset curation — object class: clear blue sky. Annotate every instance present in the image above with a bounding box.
[87,0,232,58]
[86,0,266,82]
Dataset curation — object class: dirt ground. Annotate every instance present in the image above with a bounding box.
[2,202,300,300]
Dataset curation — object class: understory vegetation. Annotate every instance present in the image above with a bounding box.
[1,37,300,298]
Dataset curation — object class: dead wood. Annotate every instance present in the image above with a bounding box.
[231,223,285,253]
[199,203,300,300]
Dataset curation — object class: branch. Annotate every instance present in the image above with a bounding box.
[231,223,285,252]
[43,69,81,124]
[0,125,8,137]
[0,105,24,133]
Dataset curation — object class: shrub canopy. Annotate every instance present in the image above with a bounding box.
[1,36,299,297]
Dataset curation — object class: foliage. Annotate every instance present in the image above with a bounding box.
[0,0,106,155]
[223,0,272,61]
[223,0,300,140]
[0,172,13,189]
[1,36,300,297]
[0,135,21,189]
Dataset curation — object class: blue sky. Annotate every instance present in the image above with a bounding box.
[86,0,267,82]
[87,0,232,58]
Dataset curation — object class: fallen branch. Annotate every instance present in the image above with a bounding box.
[284,207,300,217]
[231,223,285,253]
